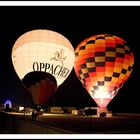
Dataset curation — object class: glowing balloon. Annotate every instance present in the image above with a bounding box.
[74,34,134,109]
[12,29,75,86]
[22,71,57,109]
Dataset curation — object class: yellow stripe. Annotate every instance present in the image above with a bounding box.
[81,68,88,74]
[116,48,125,53]
[86,62,95,68]
[95,57,105,62]
[106,52,116,57]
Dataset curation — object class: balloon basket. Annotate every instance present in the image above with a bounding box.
[97,107,113,118]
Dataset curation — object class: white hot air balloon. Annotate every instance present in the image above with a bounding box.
[11,29,75,86]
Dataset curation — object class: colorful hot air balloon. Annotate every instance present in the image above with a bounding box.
[11,29,75,86]
[74,34,134,110]
[22,71,57,110]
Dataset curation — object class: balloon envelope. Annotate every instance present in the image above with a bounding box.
[74,34,134,109]
[12,29,75,86]
[22,71,57,109]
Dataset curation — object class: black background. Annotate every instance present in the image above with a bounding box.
[0,6,140,113]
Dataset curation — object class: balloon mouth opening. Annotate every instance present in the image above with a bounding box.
[95,98,111,109]
[91,88,112,109]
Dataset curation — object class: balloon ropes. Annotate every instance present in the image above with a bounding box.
[74,34,134,110]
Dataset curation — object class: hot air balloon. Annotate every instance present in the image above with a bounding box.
[22,71,57,112]
[74,34,134,111]
[11,29,75,87]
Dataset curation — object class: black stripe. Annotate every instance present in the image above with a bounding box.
[88,67,96,72]
[105,57,115,62]
[113,72,120,77]
[83,73,89,78]
[95,62,105,67]
[80,64,87,69]
[86,57,95,62]
[98,81,104,86]
[105,77,112,81]
[78,70,82,74]
[86,40,95,45]
[121,68,127,74]
[105,47,116,52]
[116,44,124,49]
[96,36,105,40]
[116,53,125,58]
[79,45,86,50]
[95,52,105,56]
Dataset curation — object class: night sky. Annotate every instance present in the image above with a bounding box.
[0,5,140,113]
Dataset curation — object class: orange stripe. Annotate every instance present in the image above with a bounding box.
[94,47,105,52]
[105,62,115,67]
[115,58,124,63]
[96,67,105,72]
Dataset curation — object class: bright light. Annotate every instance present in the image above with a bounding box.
[4,100,12,108]
[12,29,75,86]
[19,106,24,111]
[93,87,110,98]
[90,87,112,109]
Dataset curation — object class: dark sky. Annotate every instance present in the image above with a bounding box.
[0,6,140,113]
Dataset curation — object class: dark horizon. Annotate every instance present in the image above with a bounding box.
[0,6,140,113]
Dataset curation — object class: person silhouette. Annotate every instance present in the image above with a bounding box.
[32,109,38,121]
